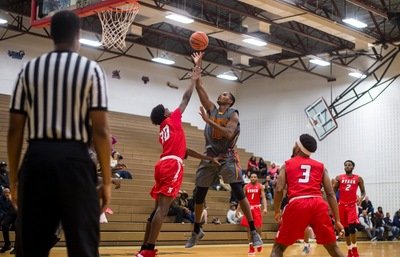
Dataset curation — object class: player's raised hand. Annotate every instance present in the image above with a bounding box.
[199,106,210,123]
[191,66,202,80]
[191,52,204,67]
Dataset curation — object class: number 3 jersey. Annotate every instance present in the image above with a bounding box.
[285,156,325,199]
[159,108,186,160]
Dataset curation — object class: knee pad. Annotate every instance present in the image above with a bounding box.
[195,187,208,204]
[147,210,156,222]
[230,182,245,202]
[344,228,350,237]
[348,224,357,234]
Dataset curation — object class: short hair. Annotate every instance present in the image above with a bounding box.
[250,172,258,177]
[229,92,235,107]
[51,11,81,45]
[299,134,317,153]
[344,160,355,167]
[150,104,166,125]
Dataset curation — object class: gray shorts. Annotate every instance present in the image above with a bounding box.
[195,157,243,187]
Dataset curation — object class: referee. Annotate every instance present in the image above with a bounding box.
[7,11,111,257]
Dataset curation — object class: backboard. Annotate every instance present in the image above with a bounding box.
[305,97,337,141]
[31,0,137,27]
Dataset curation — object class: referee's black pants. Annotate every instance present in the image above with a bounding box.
[16,141,100,257]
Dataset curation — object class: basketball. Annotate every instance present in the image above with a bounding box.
[189,31,209,51]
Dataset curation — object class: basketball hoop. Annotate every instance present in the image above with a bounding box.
[97,1,140,49]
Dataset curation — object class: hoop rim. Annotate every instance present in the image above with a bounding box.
[31,0,139,27]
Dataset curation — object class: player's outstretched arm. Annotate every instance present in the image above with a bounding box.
[178,53,203,114]
[323,168,344,235]
[192,52,214,112]
[186,148,221,166]
[273,165,287,222]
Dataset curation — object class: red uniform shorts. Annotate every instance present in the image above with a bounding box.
[241,205,263,228]
[339,202,359,228]
[150,156,184,200]
[275,197,336,246]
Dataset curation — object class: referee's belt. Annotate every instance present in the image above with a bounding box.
[160,155,183,164]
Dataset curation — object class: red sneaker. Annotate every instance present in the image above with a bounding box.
[347,249,353,257]
[256,246,263,252]
[248,244,255,256]
[352,247,359,257]
[137,249,158,257]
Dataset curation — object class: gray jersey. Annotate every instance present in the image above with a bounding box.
[204,105,240,157]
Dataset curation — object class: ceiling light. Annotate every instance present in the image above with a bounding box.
[79,38,102,47]
[152,57,175,65]
[217,72,238,81]
[0,18,7,24]
[349,72,367,79]
[309,59,330,66]
[243,38,267,46]
[342,18,368,28]
[165,13,194,24]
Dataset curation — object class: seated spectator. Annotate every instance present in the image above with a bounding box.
[359,210,377,241]
[268,162,279,178]
[384,212,399,240]
[168,190,194,223]
[0,162,9,195]
[263,175,274,205]
[247,156,259,174]
[372,207,385,240]
[393,210,400,229]
[361,196,374,215]
[226,202,243,224]
[0,188,17,253]
[111,151,133,179]
[258,158,267,177]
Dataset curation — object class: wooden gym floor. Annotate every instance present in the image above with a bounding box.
[47,242,399,256]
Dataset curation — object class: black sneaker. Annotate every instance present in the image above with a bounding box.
[9,248,16,254]
[0,245,11,253]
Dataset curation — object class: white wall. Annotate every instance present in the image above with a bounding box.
[237,57,400,215]
[0,33,239,129]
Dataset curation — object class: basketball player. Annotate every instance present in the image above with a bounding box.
[134,53,203,257]
[185,76,262,249]
[334,160,365,257]
[270,134,345,257]
[240,172,267,255]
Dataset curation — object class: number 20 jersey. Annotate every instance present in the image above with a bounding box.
[159,108,186,160]
[285,156,325,199]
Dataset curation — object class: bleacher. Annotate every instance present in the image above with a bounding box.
[0,94,279,246]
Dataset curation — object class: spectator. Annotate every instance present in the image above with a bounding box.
[247,156,259,174]
[111,151,133,179]
[372,207,385,240]
[361,196,374,215]
[258,158,267,177]
[226,203,243,224]
[384,212,399,240]
[262,175,274,205]
[359,210,377,241]
[0,188,17,253]
[393,210,400,229]
[0,162,9,194]
[268,162,279,178]
[168,190,194,224]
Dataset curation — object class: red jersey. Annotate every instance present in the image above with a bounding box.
[159,108,186,159]
[245,182,262,206]
[338,174,359,204]
[285,156,324,199]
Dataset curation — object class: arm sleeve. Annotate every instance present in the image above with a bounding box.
[89,63,108,111]
[9,69,28,115]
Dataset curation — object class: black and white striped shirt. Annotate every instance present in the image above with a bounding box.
[9,50,108,143]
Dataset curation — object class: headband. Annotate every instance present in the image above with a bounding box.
[296,138,313,156]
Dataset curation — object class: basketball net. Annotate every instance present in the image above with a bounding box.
[97,2,140,49]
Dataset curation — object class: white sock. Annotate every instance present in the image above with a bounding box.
[347,245,352,250]
[351,243,357,249]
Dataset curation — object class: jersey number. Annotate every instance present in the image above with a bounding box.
[299,165,311,183]
[160,125,170,144]
[345,184,351,191]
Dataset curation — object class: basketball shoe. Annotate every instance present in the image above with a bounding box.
[250,230,263,248]
[137,249,158,257]
[185,229,205,248]
[352,247,359,257]
[248,244,255,256]
[302,243,310,254]
[347,249,353,257]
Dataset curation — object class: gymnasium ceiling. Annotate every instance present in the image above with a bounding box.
[1,0,400,82]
